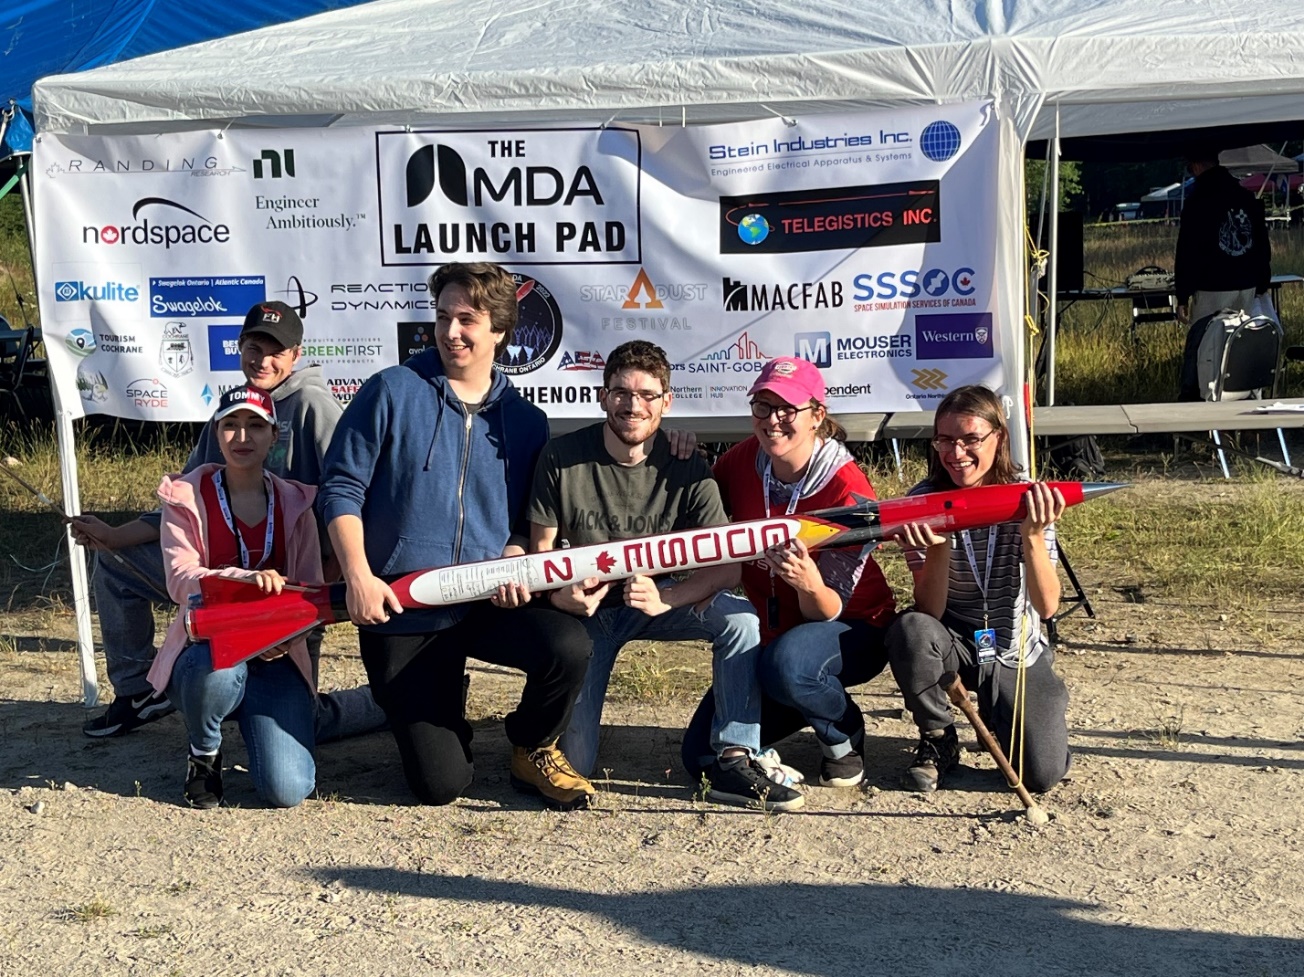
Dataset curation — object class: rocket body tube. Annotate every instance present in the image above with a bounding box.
[186,480,1123,668]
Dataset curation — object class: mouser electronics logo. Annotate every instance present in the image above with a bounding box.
[795,331,911,367]
[82,198,232,249]
[719,181,939,255]
[496,274,564,375]
[376,129,643,266]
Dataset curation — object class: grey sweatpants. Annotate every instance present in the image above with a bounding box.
[885,610,1070,793]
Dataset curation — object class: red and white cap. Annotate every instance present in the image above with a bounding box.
[747,356,826,406]
[213,385,276,425]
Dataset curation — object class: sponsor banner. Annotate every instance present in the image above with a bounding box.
[34,105,1001,421]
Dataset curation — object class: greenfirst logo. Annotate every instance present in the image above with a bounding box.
[302,341,385,358]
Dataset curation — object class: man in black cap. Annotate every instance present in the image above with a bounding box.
[72,301,385,741]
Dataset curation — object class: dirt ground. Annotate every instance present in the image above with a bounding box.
[2,484,1303,977]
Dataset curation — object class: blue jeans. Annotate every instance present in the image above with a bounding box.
[166,642,316,808]
[560,589,761,777]
[92,543,170,700]
[759,620,863,747]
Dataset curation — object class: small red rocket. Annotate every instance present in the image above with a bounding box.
[187,480,1124,668]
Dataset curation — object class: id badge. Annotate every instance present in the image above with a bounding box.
[766,596,781,631]
[974,628,998,664]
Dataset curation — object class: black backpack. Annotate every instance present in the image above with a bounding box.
[1040,434,1105,480]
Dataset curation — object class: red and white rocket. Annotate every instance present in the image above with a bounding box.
[187,480,1124,668]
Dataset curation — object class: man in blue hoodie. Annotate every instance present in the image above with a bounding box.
[318,262,596,810]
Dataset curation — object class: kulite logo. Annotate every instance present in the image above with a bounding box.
[82,198,231,249]
[54,280,139,303]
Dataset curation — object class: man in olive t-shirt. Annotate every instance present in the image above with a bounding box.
[527,341,802,812]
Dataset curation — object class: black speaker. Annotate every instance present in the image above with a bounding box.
[1031,212,1084,294]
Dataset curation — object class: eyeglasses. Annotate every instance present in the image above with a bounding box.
[750,402,814,422]
[930,430,998,452]
[605,387,665,405]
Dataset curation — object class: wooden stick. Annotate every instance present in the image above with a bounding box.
[940,671,1049,823]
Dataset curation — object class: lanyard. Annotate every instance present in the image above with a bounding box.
[959,526,997,629]
[761,455,811,519]
[212,470,275,570]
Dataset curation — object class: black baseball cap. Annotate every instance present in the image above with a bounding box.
[240,301,303,349]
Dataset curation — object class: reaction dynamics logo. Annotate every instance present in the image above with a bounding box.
[81,198,232,249]
[272,275,318,318]
[377,129,642,266]
[496,274,564,375]
[919,121,962,162]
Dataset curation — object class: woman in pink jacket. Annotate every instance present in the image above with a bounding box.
[149,386,324,809]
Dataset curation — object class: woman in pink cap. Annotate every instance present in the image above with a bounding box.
[681,356,897,789]
[149,385,324,809]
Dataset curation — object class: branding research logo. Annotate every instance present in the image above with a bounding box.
[496,274,564,375]
[159,322,195,378]
[376,129,642,266]
[82,198,232,250]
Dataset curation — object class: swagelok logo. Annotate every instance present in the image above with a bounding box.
[377,130,642,266]
[82,198,231,249]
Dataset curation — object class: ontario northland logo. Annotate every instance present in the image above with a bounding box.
[495,274,563,375]
[82,198,231,249]
[377,129,642,266]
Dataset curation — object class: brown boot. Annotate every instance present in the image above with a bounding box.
[510,742,595,811]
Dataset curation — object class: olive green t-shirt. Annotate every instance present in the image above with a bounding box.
[527,424,727,546]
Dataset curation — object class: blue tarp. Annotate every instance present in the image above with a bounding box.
[2,0,369,157]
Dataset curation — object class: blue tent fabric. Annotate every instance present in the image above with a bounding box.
[2,0,367,157]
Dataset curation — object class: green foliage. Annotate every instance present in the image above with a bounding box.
[1025,159,1083,214]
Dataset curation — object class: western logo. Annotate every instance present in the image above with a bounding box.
[159,322,195,377]
[496,274,564,375]
[719,181,940,255]
[150,276,266,317]
[252,149,295,179]
[377,129,642,266]
[82,198,232,249]
[723,277,843,313]
[914,312,994,360]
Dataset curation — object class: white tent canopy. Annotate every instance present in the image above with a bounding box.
[32,0,1304,143]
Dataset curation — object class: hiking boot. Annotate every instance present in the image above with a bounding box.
[903,725,960,792]
[510,743,595,811]
[706,755,804,812]
[819,697,866,788]
[82,692,175,738]
[184,752,223,810]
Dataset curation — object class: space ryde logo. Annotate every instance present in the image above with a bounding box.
[376,130,643,267]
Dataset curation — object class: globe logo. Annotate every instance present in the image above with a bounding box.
[922,270,951,296]
[738,213,772,246]
[920,121,962,162]
[66,328,97,357]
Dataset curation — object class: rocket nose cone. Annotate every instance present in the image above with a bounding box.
[1079,482,1129,500]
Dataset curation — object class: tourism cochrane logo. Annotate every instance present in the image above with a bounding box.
[82,197,231,250]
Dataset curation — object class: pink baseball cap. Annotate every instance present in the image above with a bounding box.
[213,385,277,425]
[747,356,826,406]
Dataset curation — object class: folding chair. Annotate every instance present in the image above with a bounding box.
[0,320,34,405]
[1210,315,1287,479]
[1129,291,1178,341]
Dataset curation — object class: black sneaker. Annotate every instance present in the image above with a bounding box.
[706,755,804,812]
[82,692,175,738]
[819,697,866,787]
[903,725,960,792]
[819,748,865,788]
[184,752,223,810]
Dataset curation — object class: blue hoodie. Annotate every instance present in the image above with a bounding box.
[317,349,547,634]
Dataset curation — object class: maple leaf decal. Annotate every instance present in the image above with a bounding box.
[596,551,617,574]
